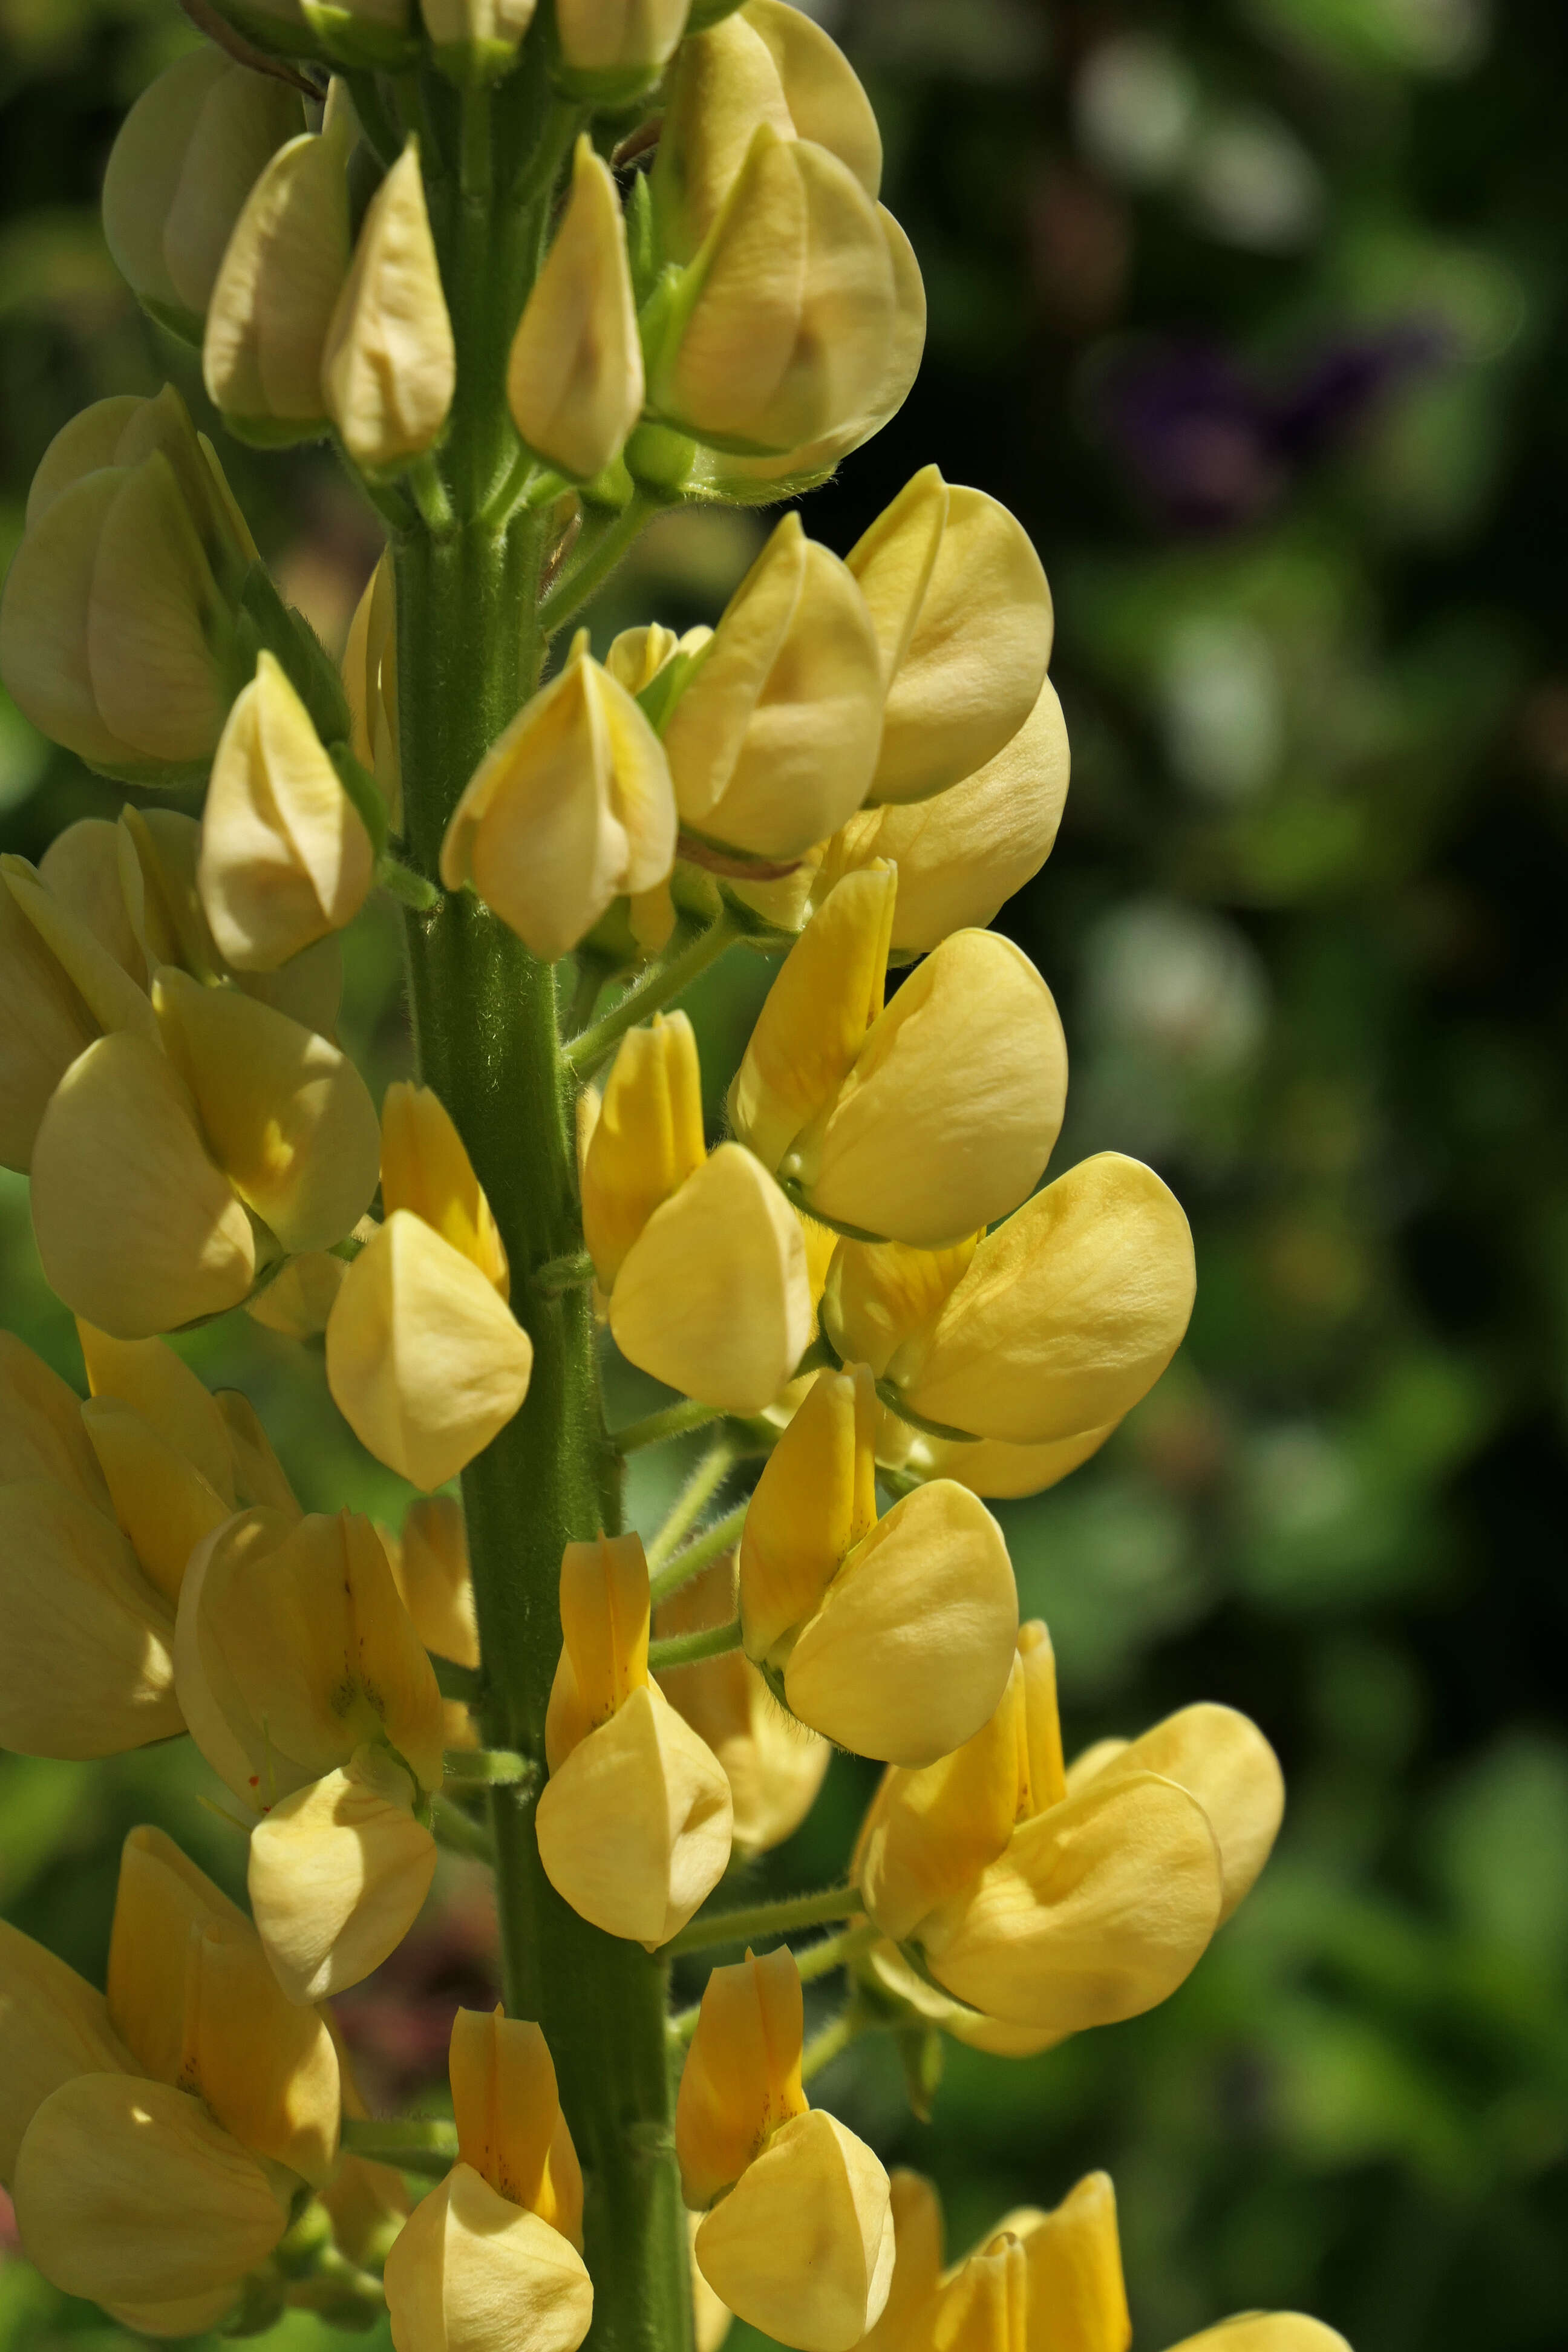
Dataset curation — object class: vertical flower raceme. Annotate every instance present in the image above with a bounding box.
[738,1363,1019,1765]
[535,1532,733,1943]
[322,140,456,472]
[175,1506,445,1999]
[325,1083,532,1488]
[678,1947,894,2352]
[384,2009,593,2352]
[508,136,644,482]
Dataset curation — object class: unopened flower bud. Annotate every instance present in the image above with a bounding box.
[847,468,1053,806]
[420,0,538,73]
[440,636,676,962]
[388,1493,479,1668]
[535,1534,733,1945]
[508,137,644,482]
[382,1079,509,1295]
[732,871,1068,1248]
[13,2073,289,2308]
[383,2161,593,2352]
[660,513,883,860]
[248,1747,438,2001]
[607,1142,813,1414]
[301,0,417,68]
[550,0,691,100]
[107,1825,341,2182]
[740,1366,1017,1765]
[204,80,356,439]
[323,140,455,472]
[656,1558,828,1857]
[102,49,304,339]
[0,1920,134,2186]
[581,1012,705,1289]
[1010,2170,1130,2352]
[343,549,402,830]
[677,1945,805,2207]
[449,2008,583,2245]
[325,1210,534,1489]
[198,651,374,971]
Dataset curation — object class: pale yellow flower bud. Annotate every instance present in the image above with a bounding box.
[176,1504,445,1807]
[344,549,403,831]
[29,1032,256,1336]
[38,814,143,978]
[0,873,99,1171]
[1009,2170,1130,2352]
[607,1142,813,1414]
[581,1013,705,1289]
[13,2073,289,2307]
[389,1493,479,1667]
[107,1825,341,2182]
[1168,2324,1351,2352]
[739,1363,877,1657]
[449,2008,583,2246]
[536,1534,732,1944]
[880,1154,1197,1446]
[247,1746,439,2001]
[204,81,356,436]
[660,513,883,859]
[694,2109,893,2352]
[197,652,374,971]
[508,137,643,482]
[731,863,895,1173]
[655,1558,829,1858]
[103,48,304,337]
[550,0,690,95]
[0,1920,134,2187]
[605,622,709,695]
[653,0,881,262]
[323,140,456,471]
[676,1945,806,2209]
[440,638,676,962]
[325,1210,534,1488]
[647,123,903,460]
[848,469,1053,806]
[383,2161,593,2352]
[421,0,538,71]
[382,1079,510,1295]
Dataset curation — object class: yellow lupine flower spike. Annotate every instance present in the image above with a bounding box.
[580,1012,706,1290]
[449,2007,584,2249]
[381,1079,511,1298]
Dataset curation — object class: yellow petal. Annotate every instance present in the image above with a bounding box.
[344,548,402,832]
[552,0,688,77]
[691,2209,736,2352]
[38,815,144,980]
[858,1940,1060,2059]
[0,867,99,1171]
[895,1154,1196,1445]
[77,1319,236,1500]
[325,1212,534,1489]
[855,1660,1028,1945]
[546,1532,652,1770]
[0,1480,179,1760]
[155,967,381,1255]
[383,2162,593,2352]
[87,455,232,766]
[100,2285,244,2339]
[581,1012,706,1289]
[204,90,353,427]
[80,1397,235,1607]
[248,1750,438,2002]
[661,514,883,859]
[693,2108,893,2352]
[821,1235,976,1382]
[323,139,456,470]
[3,853,157,1047]
[13,2073,287,2304]
[215,1387,302,1515]
[391,1493,479,1668]
[799,930,1067,1250]
[508,137,642,480]
[1010,2170,1130,2352]
[1164,2324,1351,2352]
[857,2171,944,2352]
[739,1363,877,1663]
[920,1771,1224,2033]
[382,1080,510,1296]
[0,1921,134,2189]
[903,1424,1116,1503]
[535,1682,732,1945]
[608,1144,813,1414]
[1071,1705,1284,1926]
[675,1944,806,2210]
[247,1249,348,1337]
[0,1329,107,1503]
[449,2008,583,2247]
[924,2235,1030,2352]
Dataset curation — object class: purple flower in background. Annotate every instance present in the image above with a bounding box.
[1086,322,1448,530]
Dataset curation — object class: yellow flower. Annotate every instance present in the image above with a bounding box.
[384,2163,594,2352]
[508,137,644,482]
[0,1919,134,2187]
[879,1412,1116,1504]
[387,1492,480,1668]
[343,550,402,832]
[382,1080,511,1296]
[659,512,883,860]
[449,2007,583,2246]
[248,1749,440,2002]
[204,80,356,439]
[731,867,1068,1248]
[580,1012,706,1289]
[322,140,455,472]
[440,635,677,962]
[198,651,374,972]
[106,1824,341,2183]
[738,1364,1017,1765]
[856,1624,1282,2035]
[607,1143,814,1414]
[101,48,304,341]
[678,1948,893,2352]
[535,1533,733,1945]
[550,0,690,97]
[655,1557,829,1858]
[826,1153,1196,1448]
[846,467,1053,806]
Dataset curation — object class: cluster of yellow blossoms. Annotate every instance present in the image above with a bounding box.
[0,4,1353,2351]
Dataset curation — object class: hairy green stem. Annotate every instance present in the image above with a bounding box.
[432,1797,497,1864]
[341,2118,459,2178]
[800,2010,858,2086]
[646,1503,750,1607]
[539,494,653,635]
[564,912,738,1078]
[647,1619,743,1673]
[666,1883,862,1960]
[795,1921,880,1987]
[615,1397,726,1455]
[443,1746,535,1787]
[647,1439,737,1572]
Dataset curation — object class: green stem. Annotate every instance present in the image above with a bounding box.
[443,1746,535,1787]
[800,2010,857,2086]
[534,1249,596,1296]
[341,2117,459,2178]
[665,1882,862,1960]
[647,1439,737,1573]
[795,1921,879,1987]
[379,853,441,910]
[647,1504,749,1607]
[647,1619,742,1673]
[565,912,737,1079]
[538,493,652,636]
[432,1796,497,1864]
[615,1398,725,1455]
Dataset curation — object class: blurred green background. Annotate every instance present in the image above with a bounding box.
[3,2,1568,2349]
